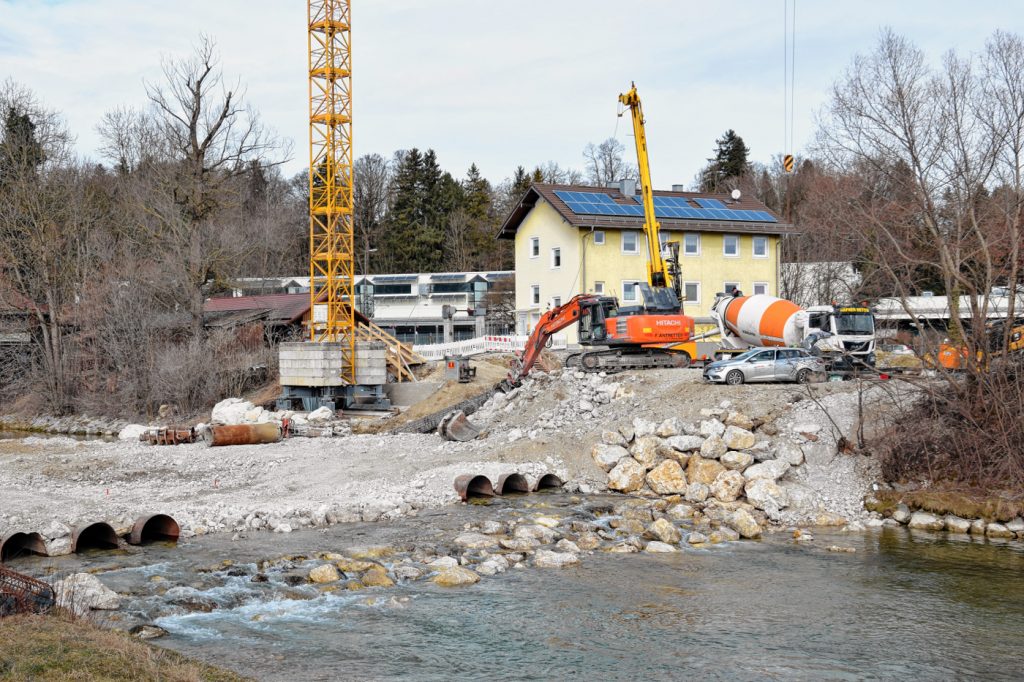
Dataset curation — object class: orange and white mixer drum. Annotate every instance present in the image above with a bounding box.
[713,295,807,348]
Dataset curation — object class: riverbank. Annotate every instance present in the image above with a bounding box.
[0,613,247,681]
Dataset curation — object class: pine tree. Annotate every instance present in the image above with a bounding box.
[699,129,750,192]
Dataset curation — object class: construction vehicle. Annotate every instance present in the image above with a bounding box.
[932,318,1024,370]
[677,292,877,370]
[504,84,696,387]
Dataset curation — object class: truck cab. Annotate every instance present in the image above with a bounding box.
[805,305,876,366]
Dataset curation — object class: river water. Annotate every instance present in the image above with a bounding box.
[22,494,1024,681]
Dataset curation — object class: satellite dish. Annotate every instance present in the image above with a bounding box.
[731,188,742,200]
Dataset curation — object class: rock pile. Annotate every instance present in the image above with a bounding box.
[591,405,862,534]
[866,502,1024,540]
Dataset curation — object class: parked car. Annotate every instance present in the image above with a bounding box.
[702,348,826,385]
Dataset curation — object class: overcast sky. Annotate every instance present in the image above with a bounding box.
[3,1,1023,187]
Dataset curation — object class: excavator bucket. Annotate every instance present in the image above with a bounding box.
[438,410,481,442]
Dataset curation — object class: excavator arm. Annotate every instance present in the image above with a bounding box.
[504,294,600,388]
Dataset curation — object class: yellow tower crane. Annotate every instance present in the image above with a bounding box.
[308,0,355,383]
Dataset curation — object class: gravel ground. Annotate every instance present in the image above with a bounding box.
[0,364,914,545]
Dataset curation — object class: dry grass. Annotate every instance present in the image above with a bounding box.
[870,488,1024,522]
[0,614,249,681]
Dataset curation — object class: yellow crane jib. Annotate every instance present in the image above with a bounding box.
[618,83,669,291]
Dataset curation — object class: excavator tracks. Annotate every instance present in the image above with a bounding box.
[564,348,691,374]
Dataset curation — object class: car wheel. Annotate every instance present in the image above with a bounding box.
[796,368,811,384]
[725,370,744,385]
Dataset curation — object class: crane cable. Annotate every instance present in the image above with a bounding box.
[783,0,797,163]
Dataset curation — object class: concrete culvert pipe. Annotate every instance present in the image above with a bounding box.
[495,473,530,495]
[128,514,180,545]
[0,532,48,563]
[534,474,564,491]
[71,522,119,553]
[453,474,494,502]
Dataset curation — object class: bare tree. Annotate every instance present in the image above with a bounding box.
[583,138,636,187]
[354,153,391,274]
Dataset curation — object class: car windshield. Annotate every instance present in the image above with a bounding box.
[836,312,874,335]
[730,349,762,362]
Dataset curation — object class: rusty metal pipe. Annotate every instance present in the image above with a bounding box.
[203,423,282,447]
[534,473,564,491]
[128,514,180,545]
[453,474,494,502]
[495,473,530,495]
[0,532,48,563]
[71,522,119,553]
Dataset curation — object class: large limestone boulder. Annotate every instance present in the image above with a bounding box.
[309,564,341,584]
[724,411,755,430]
[646,460,688,495]
[432,566,480,586]
[722,426,756,451]
[645,541,678,553]
[656,417,686,438]
[630,436,664,469]
[666,503,695,521]
[601,430,627,446]
[744,479,789,520]
[699,419,725,438]
[709,470,745,502]
[892,503,911,523]
[907,511,944,531]
[632,417,658,438]
[592,443,629,472]
[454,532,499,549]
[724,509,762,539]
[944,515,971,534]
[607,458,646,493]
[647,517,682,544]
[743,459,791,482]
[720,451,754,471]
[1006,518,1024,535]
[700,435,727,459]
[52,573,121,616]
[687,457,726,486]
[211,398,254,425]
[666,435,704,453]
[118,424,148,441]
[684,482,709,503]
[361,566,395,587]
[774,439,805,466]
[986,522,1014,538]
[533,550,580,568]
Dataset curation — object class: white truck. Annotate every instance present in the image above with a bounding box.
[687,293,876,370]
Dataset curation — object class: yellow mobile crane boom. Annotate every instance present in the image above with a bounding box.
[618,82,677,296]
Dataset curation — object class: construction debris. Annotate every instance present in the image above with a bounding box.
[0,565,54,617]
[437,410,482,442]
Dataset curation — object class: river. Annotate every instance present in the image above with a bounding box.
[21,493,1024,681]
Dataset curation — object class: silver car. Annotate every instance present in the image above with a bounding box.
[702,348,826,385]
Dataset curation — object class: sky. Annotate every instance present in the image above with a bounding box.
[3,0,1023,187]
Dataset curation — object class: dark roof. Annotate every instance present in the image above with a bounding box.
[203,293,370,326]
[498,183,793,239]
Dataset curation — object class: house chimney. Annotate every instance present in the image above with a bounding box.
[619,178,636,197]
[671,184,686,192]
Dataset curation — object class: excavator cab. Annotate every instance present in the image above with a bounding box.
[578,297,616,344]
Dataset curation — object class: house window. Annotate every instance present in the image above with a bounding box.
[622,280,641,302]
[552,296,562,308]
[724,282,740,295]
[622,231,639,254]
[723,235,739,257]
[593,281,605,295]
[531,284,540,305]
[551,247,561,269]
[530,237,539,258]
[753,236,768,258]
[683,282,700,304]
[683,233,700,256]
[753,282,769,296]
[593,230,605,245]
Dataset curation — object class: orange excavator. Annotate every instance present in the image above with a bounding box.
[505,84,695,387]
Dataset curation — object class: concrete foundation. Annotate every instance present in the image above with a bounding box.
[279,341,387,387]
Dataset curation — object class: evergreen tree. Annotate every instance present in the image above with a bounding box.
[0,107,46,187]
[699,129,750,192]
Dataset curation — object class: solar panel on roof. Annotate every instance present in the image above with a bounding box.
[695,198,727,209]
[373,274,418,282]
[431,274,465,281]
[559,190,777,222]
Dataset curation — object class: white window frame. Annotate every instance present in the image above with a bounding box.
[551,247,561,269]
[753,281,769,296]
[593,230,605,245]
[683,281,701,304]
[724,282,740,295]
[723,234,739,258]
[529,237,539,258]
[593,281,605,295]
[551,296,562,308]
[621,231,639,255]
[683,233,700,256]
[622,280,641,303]
[752,236,768,259]
[531,284,540,305]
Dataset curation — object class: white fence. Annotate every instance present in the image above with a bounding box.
[413,334,567,361]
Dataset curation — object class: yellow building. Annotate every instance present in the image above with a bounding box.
[498,182,788,343]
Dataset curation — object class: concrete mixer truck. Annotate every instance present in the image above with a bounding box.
[684,292,876,371]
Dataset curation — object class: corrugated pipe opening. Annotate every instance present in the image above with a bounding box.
[128,514,180,545]
[534,474,564,491]
[453,474,495,501]
[495,473,530,495]
[71,522,119,553]
[0,532,48,563]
